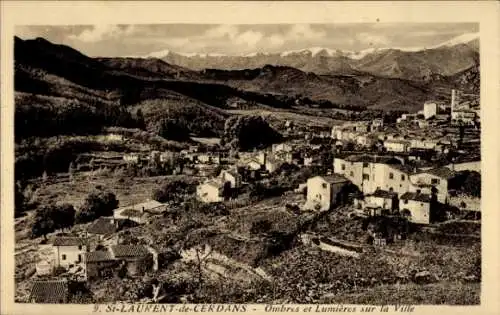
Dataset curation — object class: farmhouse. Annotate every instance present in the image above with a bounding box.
[86,217,118,240]
[113,200,166,224]
[364,189,398,212]
[83,250,117,280]
[220,169,242,189]
[197,179,226,203]
[304,175,350,211]
[52,237,89,268]
[409,167,455,203]
[109,245,154,277]
[399,192,433,224]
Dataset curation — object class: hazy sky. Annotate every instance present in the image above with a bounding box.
[15,23,479,57]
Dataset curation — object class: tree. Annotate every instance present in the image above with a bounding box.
[152,180,196,203]
[76,189,119,223]
[463,171,481,197]
[135,109,146,130]
[53,203,76,231]
[15,183,26,218]
[32,206,55,240]
[221,115,282,151]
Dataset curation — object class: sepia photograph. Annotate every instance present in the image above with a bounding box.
[2,1,499,315]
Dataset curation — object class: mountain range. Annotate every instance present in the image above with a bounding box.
[139,33,479,82]
[14,35,479,127]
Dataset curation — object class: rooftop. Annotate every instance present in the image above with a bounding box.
[110,245,150,259]
[86,217,117,235]
[85,250,114,263]
[53,237,87,247]
[115,200,164,213]
[316,174,349,184]
[30,280,68,303]
[369,190,398,199]
[400,192,432,202]
[119,209,145,218]
[419,167,456,179]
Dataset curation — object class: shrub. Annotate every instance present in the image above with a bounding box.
[76,188,119,223]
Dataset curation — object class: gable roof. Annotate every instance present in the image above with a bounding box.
[30,280,68,303]
[85,250,115,263]
[400,192,432,202]
[86,217,117,235]
[110,245,150,259]
[420,167,456,179]
[120,209,145,218]
[369,190,397,199]
[53,237,87,247]
[313,174,349,184]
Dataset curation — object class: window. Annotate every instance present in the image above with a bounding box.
[404,200,408,204]
[322,183,327,189]
[341,164,346,171]
[416,189,421,194]
[363,174,370,180]
[401,174,405,181]
[431,178,440,185]
[363,162,369,168]
[78,254,82,262]
[350,171,354,177]
[389,173,394,179]
[78,245,82,250]
[389,187,394,192]
[62,254,66,261]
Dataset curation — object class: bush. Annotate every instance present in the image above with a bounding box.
[152,180,197,203]
[76,188,119,223]
[221,115,282,151]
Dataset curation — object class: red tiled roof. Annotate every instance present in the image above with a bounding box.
[400,192,432,202]
[110,245,150,259]
[85,250,114,263]
[53,237,87,247]
[30,280,68,303]
[120,209,144,218]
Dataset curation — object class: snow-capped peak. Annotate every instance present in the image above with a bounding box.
[280,47,339,57]
[433,32,479,48]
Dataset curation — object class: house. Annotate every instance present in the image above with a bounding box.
[371,118,384,130]
[29,280,69,303]
[333,155,410,196]
[409,167,456,203]
[83,250,117,280]
[423,102,437,119]
[159,151,179,164]
[245,158,262,171]
[384,139,410,153]
[409,139,439,151]
[399,192,433,224]
[123,154,140,164]
[52,237,89,268]
[86,217,118,240]
[220,169,242,189]
[113,200,166,224]
[109,245,154,277]
[272,143,293,153]
[304,175,350,211]
[364,190,398,213]
[265,156,284,174]
[197,179,226,203]
[355,134,375,147]
[451,109,476,125]
[275,151,294,164]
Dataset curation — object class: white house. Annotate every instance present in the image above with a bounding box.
[399,192,432,224]
[384,139,410,153]
[423,102,437,119]
[123,154,140,164]
[304,175,349,211]
[196,180,225,203]
[220,169,242,189]
[53,237,89,268]
[364,190,398,212]
[113,200,166,224]
[409,167,456,203]
[272,143,293,153]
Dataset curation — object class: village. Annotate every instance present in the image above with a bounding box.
[16,89,481,304]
